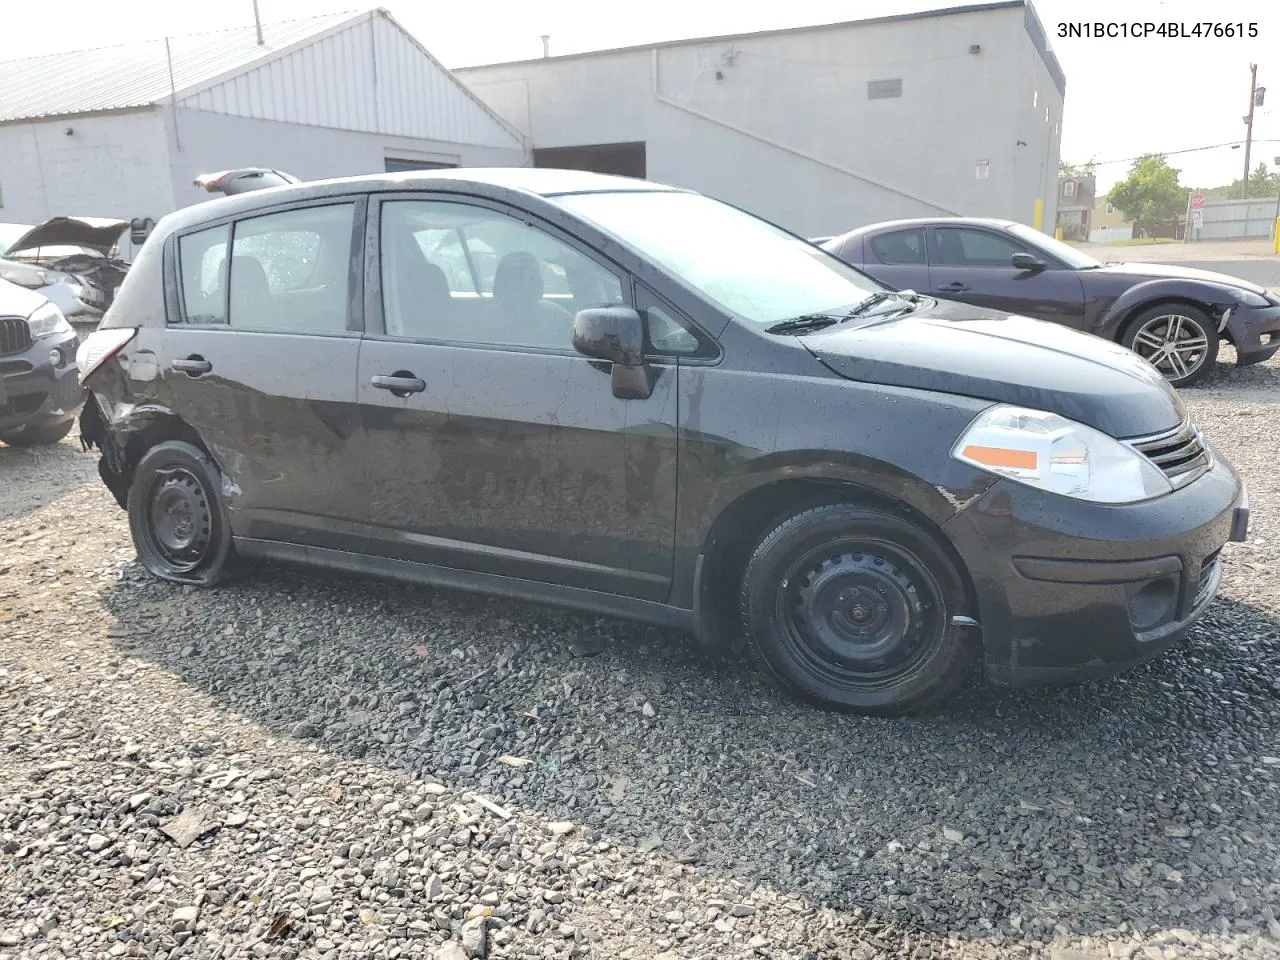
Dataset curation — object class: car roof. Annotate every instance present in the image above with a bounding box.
[157,167,685,239]
[838,217,1018,239]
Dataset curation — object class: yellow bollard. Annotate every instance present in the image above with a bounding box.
[1274,217,1280,256]
[1033,198,1044,231]
[1054,227,1063,242]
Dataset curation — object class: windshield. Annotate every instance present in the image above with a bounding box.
[553,191,886,325]
[1006,222,1101,269]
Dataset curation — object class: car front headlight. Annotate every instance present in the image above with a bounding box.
[953,404,1173,503]
[0,259,48,289]
[27,301,73,340]
[1227,287,1269,308]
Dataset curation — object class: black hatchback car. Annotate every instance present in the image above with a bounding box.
[78,169,1249,713]
[822,218,1280,387]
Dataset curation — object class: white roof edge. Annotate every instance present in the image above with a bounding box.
[170,9,372,104]
[372,8,529,150]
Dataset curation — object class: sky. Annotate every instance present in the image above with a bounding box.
[2,0,1277,194]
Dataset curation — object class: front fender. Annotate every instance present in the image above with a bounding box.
[1098,278,1235,338]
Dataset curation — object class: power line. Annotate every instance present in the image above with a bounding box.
[1077,139,1280,167]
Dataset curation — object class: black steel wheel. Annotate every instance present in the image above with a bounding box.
[127,440,233,586]
[740,503,974,714]
[1122,304,1218,387]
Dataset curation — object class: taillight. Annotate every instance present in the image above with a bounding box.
[76,328,136,383]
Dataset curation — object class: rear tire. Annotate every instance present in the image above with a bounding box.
[127,440,233,586]
[1122,304,1218,387]
[739,503,973,714]
[0,420,74,447]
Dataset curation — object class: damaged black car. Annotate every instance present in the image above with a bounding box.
[77,169,1249,713]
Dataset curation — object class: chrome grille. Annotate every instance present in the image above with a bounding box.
[0,315,32,356]
[1194,549,1222,608]
[1127,419,1210,487]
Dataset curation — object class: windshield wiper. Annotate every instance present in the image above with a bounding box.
[846,291,899,316]
[765,315,841,334]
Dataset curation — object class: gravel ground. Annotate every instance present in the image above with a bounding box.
[3,357,1280,960]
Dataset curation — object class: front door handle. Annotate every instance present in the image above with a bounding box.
[171,355,212,376]
[371,373,426,397]
[938,282,970,293]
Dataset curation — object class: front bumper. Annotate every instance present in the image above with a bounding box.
[0,329,83,431]
[943,449,1246,686]
[1225,302,1280,366]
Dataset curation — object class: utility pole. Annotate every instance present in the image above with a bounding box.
[1243,63,1258,197]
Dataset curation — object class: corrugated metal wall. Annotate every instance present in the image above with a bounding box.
[179,14,522,150]
[1190,197,1280,241]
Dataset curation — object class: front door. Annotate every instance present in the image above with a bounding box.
[927,225,1087,328]
[157,200,367,549]
[355,195,678,600]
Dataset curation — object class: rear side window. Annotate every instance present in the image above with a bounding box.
[869,228,926,265]
[177,226,229,324]
[228,204,355,332]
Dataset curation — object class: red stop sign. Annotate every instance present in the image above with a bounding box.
[1191,194,1206,209]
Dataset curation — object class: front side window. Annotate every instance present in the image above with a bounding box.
[1006,223,1099,269]
[177,225,229,324]
[868,228,926,265]
[380,199,624,350]
[553,191,884,327]
[933,228,1027,267]
[227,204,354,332]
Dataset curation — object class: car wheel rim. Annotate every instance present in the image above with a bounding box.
[145,467,213,573]
[1131,314,1210,380]
[775,539,945,690]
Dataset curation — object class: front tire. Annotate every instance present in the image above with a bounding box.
[0,419,74,447]
[740,503,973,714]
[1122,304,1218,387]
[127,440,233,586]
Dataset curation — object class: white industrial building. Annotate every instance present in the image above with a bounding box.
[0,9,526,248]
[459,0,1065,238]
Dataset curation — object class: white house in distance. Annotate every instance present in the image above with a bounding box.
[0,9,527,244]
[457,0,1066,238]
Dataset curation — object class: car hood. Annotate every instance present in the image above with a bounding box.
[800,299,1185,439]
[1094,260,1268,295]
[0,276,52,318]
[5,216,130,256]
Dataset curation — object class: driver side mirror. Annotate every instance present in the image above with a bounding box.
[1011,252,1047,273]
[572,306,653,399]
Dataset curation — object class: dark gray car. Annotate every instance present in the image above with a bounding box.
[822,218,1280,386]
[76,170,1248,714]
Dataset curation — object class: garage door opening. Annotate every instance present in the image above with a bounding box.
[532,142,646,179]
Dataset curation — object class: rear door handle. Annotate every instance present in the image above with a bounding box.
[171,356,212,376]
[371,374,426,396]
[938,282,970,293]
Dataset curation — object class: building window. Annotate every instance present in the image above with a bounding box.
[1063,180,1076,199]
[1106,203,1114,215]
[867,78,902,99]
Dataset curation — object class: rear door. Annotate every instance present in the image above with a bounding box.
[843,227,931,292]
[354,194,684,600]
[155,197,368,549]
[926,225,1087,327]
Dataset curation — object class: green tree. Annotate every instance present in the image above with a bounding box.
[1106,154,1184,224]
[1058,160,1097,179]
[1192,164,1280,200]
